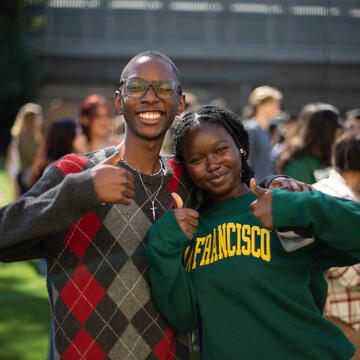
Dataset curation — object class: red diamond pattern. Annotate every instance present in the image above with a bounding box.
[61,262,105,324]
[50,152,192,359]
[63,328,106,360]
[54,154,89,175]
[165,158,183,201]
[153,327,176,360]
[65,212,102,259]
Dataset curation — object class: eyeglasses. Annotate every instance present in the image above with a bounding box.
[119,78,181,99]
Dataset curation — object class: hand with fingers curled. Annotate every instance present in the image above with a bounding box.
[91,144,135,204]
[249,178,274,229]
[172,192,199,240]
[269,176,314,192]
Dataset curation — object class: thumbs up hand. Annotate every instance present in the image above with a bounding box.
[249,178,274,229]
[171,192,199,240]
[91,144,135,204]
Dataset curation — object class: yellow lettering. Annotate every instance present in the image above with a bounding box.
[211,228,218,263]
[251,226,261,258]
[218,224,228,259]
[227,223,236,257]
[183,245,191,265]
[236,224,242,255]
[200,234,212,266]
[241,224,251,255]
[187,225,271,268]
[261,229,271,262]
[192,237,205,270]
[186,246,194,272]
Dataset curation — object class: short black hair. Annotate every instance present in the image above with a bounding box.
[120,50,181,83]
[172,104,254,186]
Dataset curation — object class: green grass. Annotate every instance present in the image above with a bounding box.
[0,158,14,207]
[0,262,50,360]
[0,158,50,360]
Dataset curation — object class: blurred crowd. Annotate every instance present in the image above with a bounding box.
[4,86,360,358]
[7,88,360,201]
[5,94,125,198]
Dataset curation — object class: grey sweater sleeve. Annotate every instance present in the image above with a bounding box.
[0,165,100,262]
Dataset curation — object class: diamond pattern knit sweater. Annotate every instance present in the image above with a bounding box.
[0,146,196,360]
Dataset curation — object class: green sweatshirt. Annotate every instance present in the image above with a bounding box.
[147,191,357,360]
[284,155,325,184]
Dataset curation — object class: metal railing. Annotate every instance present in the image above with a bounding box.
[24,0,360,63]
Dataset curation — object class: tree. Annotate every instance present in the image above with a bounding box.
[0,0,43,152]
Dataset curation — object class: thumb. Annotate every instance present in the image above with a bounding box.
[250,178,267,197]
[103,144,125,166]
[171,192,184,209]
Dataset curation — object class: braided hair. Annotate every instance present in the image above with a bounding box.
[172,104,254,186]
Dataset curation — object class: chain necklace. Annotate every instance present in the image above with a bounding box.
[120,157,164,177]
[120,158,165,220]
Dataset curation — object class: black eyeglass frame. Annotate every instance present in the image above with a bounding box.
[119,78,182,99]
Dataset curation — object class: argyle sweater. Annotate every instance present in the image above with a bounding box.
[0,146,196,360]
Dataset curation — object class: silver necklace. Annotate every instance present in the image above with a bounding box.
[120,157,164,176]
[120,158,165,220]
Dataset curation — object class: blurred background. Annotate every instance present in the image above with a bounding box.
[0,0,360,359]
[1,0,360,153]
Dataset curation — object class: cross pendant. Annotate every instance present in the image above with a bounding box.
[151,201,157,220]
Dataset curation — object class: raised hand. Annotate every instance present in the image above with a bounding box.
[91,144,135,204]
[249,178,274,229]
[269,176,314,192]
[171,192,199,240]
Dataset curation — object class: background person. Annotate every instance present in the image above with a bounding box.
[269,111,299,169]
[244,85,283,181]
[276,103,342,183]
[30,117,87,186]
[313,130,360,359]
[344,108,360,132]
[6,103,43,198]
[80,93,122,152]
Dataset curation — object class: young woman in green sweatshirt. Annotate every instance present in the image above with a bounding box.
[146,105,358,360]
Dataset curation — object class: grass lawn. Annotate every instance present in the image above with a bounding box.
[0,158,14,207]
[0,262,50,360]
[0,158,50,360]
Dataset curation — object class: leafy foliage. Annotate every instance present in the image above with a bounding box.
[0,0,42,152]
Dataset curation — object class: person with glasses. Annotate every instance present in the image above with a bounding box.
[0,50,307,359]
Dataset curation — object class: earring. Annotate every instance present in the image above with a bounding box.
[240,148,246,155]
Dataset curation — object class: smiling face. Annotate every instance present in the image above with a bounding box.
[182,122,248,203]
[115,56,185,142]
